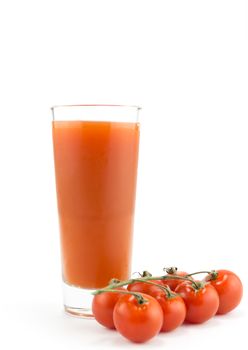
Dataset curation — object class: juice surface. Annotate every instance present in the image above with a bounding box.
[52,121,139,289]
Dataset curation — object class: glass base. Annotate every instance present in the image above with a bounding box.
[62,281,95,318]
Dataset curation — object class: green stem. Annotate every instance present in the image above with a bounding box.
[161,275,200,290]
[186,270,218,280]
[94,288,148,304]
[186,271,211,277]
[132,279,174,298]
[93,274,200,295]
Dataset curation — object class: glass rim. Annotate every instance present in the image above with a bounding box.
[51,104,142,111]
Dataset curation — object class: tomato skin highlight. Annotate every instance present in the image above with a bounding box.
[206,270,243,315]
[127,280,163,297]
[153,292,186,332]
[175,281,219,324]
[113,293,163,343]
[163,271,189,291]
[92,288,125,329]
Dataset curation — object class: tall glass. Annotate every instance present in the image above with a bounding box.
[52,105,140,317]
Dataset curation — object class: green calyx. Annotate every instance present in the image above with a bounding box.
[164,266,178,275]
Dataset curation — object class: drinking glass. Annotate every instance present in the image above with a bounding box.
[52,105,140,317]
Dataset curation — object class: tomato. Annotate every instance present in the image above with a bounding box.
[205,270,243,315]
[152,291,186,332]
[163,268,189,291]
[92,288,125,329]
[127,280,163,297]
[113,293,163,343]
[175,281,219,323]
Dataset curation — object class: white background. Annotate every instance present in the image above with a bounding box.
[0,0,247,349]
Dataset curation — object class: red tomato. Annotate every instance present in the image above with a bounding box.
[205,270,243,315]
[153,291,186,332]
[127,280,163,297]
[163,270,189,291]
[175,281,219,323]
[92,288,125,329]
[113,293,163,343]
